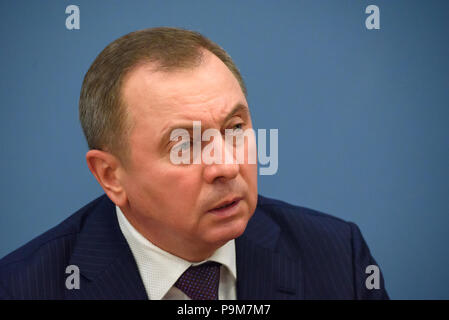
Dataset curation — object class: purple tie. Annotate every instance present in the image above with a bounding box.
[174,261,221,300]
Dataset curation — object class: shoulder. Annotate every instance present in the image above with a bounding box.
[254,194,389,299]
[0,195,107,268]
[256,194,357,243]
[0,195,108,299]
[254,194,366,271]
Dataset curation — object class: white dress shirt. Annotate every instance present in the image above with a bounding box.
[115,205,237,300]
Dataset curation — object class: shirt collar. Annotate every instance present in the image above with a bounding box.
[115,205,236,300]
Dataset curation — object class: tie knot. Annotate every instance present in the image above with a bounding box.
[175,261,221,300]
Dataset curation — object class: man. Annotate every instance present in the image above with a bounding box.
[0,27,388,299]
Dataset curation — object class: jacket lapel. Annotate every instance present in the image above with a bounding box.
[235,201,305,299]
[65,195,148,299]
[65,194,304,299]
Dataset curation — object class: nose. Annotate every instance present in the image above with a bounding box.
[203,161,240,184]
[202,137,240,184]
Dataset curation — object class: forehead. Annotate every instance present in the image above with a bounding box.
[121,50,248,136]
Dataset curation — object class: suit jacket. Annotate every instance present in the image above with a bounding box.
[0,194,389,299]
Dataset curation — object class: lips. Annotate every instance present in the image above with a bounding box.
[214,200,237,210]
[208,197,243,212]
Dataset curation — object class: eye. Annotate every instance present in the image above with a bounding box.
[172,140,192,153]
[233,123,243,131]
[179,141,191,151]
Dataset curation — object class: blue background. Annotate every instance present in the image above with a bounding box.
[1,0,448,299]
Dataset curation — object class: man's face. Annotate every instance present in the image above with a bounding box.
[119,50,258,257]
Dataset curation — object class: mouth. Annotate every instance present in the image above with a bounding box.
[207,197,243,216]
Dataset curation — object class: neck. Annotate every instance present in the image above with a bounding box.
[119,206,219,262]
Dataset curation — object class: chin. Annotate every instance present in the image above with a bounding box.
[204,216,250,247]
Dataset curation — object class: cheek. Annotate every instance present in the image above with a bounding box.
[242,163,258,209]
[243,163,258,189]
[142,165,204,211]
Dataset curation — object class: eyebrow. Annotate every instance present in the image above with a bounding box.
[160,103,250,147]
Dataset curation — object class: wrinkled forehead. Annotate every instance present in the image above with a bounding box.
[121,51,248,131]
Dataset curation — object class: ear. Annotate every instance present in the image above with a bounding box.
[85,149,128,207]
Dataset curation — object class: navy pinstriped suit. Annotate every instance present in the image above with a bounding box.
[0,194,389,299]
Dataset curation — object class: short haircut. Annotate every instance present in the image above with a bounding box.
[79,27,247,164]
